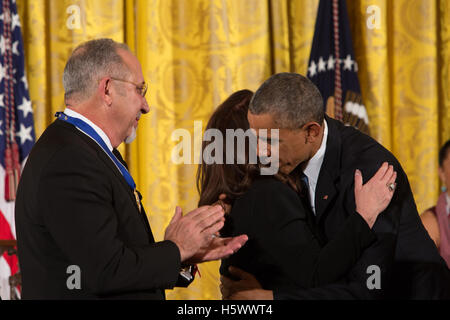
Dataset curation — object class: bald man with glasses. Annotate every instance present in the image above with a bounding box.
[15,38,247,300]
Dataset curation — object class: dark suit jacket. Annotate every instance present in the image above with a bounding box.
[275,116,450,299]
[15,119,182,299]
[220,176,376,291]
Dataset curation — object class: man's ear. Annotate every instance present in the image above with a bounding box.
[303,121,322,142]
[98,77,113,106]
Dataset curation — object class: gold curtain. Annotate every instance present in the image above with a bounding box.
[16,0,450,300]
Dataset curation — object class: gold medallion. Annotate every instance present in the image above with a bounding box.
[134,189,141,212]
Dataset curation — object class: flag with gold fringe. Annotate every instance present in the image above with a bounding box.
[307,0,370,134]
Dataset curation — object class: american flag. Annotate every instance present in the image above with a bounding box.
[0,0,35,300]
[307,0,369,134]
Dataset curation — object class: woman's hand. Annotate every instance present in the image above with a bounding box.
[354,162,397,228]
[220,267,272,300]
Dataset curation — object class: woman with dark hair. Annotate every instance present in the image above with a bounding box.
[197,89,256,207]
[197,90,397,292]
[421,140,450,268]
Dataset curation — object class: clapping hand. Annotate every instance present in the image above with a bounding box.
[164,205,247,263]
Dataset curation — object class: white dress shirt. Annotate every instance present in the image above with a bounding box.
[303,120,328,215]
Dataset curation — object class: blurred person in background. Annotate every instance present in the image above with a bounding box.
[421,140,450,268]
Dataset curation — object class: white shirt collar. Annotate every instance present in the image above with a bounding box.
[63,108,113,152]
[303,119,328,187]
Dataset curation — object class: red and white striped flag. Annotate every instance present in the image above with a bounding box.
[0,0,35,300]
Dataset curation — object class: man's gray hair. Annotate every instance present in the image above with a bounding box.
[63,38,131,102]
[249,72,324,129]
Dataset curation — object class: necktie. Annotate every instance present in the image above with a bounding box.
[300,174,311,207]
[300,173,316,226]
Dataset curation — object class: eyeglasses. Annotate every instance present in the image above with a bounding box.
[110,77,148,97]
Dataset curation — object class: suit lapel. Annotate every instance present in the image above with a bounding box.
[93,146,139,210]
[314,116,342,223]
[315,168,338,221]
[94,149,154,238]
[111,149,152,238]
